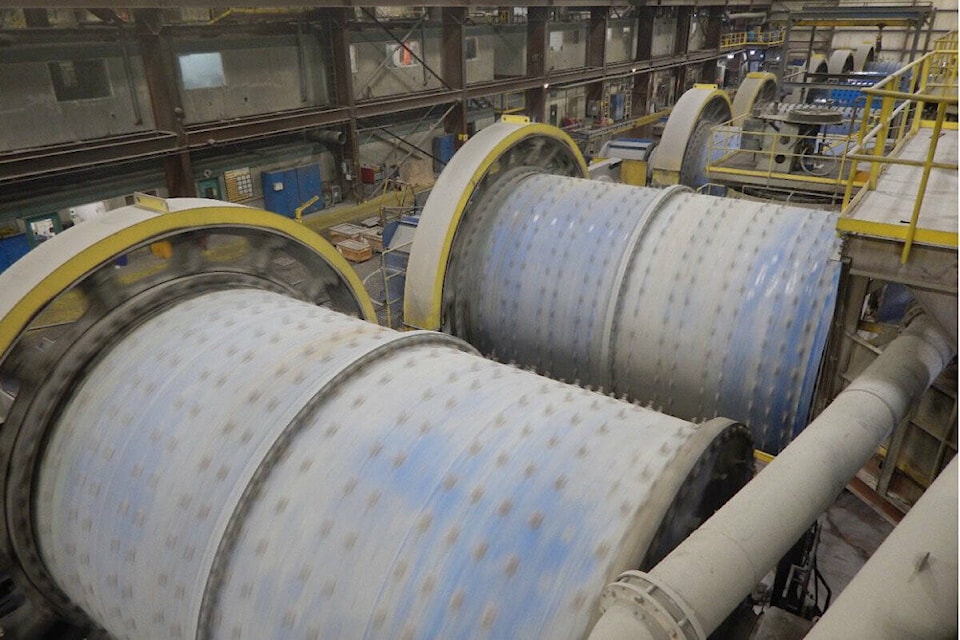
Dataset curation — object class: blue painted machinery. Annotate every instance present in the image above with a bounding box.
[405,121,842,454]
[0,197,752,638]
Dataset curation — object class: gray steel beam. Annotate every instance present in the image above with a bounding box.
[134,8,196,197]
[441,6,467,136]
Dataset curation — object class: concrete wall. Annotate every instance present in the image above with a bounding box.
[547,22,588,71]
[606,18,639,64]
[0,53,154,151]
[351,28,445,100]
[466,26,497,85]
[688,12,708,52]
[176,35,329,125]
[545,85,586,125]
[651,14,678,58]
[491,25,527,78]
[357,122,438,172]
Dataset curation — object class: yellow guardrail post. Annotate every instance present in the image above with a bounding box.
[868,95,895,189]
[842,98,874,210]
[910,55,932,135]
[900,100,948,263]
[766,129,779,183]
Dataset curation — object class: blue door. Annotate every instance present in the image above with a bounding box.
[296,164,324,215]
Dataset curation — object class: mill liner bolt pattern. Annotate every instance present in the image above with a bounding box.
[405,122,842,453]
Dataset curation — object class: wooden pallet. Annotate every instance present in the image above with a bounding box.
[336,238,372,263]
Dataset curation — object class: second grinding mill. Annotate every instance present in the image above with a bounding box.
[404,120,842,454]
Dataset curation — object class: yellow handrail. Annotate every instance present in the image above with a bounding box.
[840,47,959,263]
[705,114,859,190]
[720,27,785,49]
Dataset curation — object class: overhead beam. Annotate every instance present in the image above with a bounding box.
[7,0,759,8]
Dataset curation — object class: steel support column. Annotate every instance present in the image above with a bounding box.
[703,6,723,50]
[588,7,608,68]
[323,7,362,203]
[585,7,609,123]
[133,9,195,197]
[636,8,655,61]
[675,7,692,56]
[526,7,549,122]
[442,7,467,137]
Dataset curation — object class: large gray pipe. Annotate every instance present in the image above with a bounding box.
[588,314,955,640]
[805,456,957,640]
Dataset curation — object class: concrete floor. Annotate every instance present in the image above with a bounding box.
[818,489,894,596]
[848,127,958,234]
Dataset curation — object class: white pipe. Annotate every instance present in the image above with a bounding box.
[588,315,955,640]
[725,12,768,20]
[805,456,958,640]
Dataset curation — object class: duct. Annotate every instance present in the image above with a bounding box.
[725,12,768,20]
[21,281,753,638]
[909,287,958,350]
[805,456,957,640]
[588,314,956,640]
[310,129,346,146]
[443,168,841,453]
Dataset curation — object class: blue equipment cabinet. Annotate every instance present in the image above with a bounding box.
[261,163,324,218]
[432,134,457,173]
[0,234,30,273]
[610,93,626,121]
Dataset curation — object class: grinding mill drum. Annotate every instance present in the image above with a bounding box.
[0,198,753,638]
[405,122,842,453]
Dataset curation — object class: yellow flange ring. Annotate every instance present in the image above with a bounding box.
[404,121,588,330]
[0,200,376,363]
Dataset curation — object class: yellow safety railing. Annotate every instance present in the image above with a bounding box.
[840,46,959,263]
[720,27,786,49]
[935,30,958,51]
[706,114,862,191]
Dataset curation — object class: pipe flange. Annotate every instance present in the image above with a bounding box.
[0,200,375,627]
[639,419,754,569]
[404,121,588,330]
[598,570,706,640]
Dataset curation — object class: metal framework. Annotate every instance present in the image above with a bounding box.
[0,5,739,208]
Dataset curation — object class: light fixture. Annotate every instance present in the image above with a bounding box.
[749,49,757,56]
[543,83,550,89]
[726,54,735,59]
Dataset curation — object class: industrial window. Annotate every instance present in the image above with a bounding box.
[48,59,111,101]
[178,52,226,90]
[465,37,478,61]
[386,39,421,68]
[349,44,359,73]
